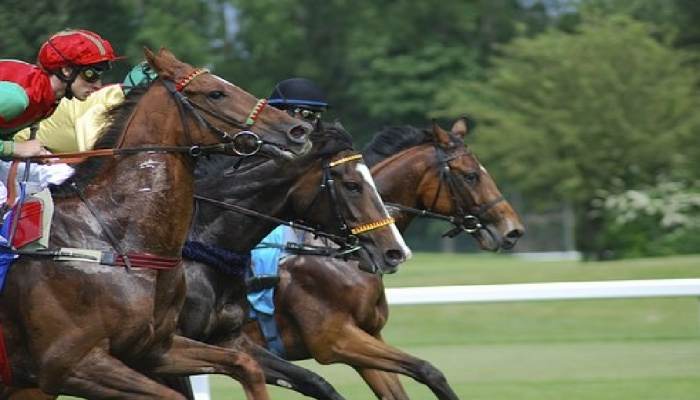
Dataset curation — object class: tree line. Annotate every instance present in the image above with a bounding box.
[3,0,698,259]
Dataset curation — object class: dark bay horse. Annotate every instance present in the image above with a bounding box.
[0,48,313,400]
[242,118,525,400]
[169,122,411,399]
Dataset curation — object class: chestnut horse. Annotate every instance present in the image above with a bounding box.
[0,48,313,400]
[166,121,410,399]
[242,118,525,400]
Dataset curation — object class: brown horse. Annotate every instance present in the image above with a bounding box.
[242,118,525,400]
[168,121,410,399]
[0,48,313,400]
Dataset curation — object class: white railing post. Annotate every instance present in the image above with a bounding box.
[191,375,211,400]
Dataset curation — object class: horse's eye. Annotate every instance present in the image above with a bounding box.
[342,181,361,192]
[464,172,479,185]
[207,91,226,100]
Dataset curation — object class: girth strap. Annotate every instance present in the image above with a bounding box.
[9,247,181,270]
[256,312,286,358]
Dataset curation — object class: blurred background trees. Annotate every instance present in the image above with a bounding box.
[2,0,698,260]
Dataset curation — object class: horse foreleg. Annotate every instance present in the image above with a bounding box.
[48,348,187,400]
[306,326,459,400]
[230,335,347,400]
[356,369,409,400]
[148,334,270,400]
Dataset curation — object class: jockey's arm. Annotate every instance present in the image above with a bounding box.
[0,82,29,123]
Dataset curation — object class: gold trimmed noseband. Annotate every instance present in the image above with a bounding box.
[351,217,396,235]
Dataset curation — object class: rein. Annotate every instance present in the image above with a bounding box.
[192,195,359,252]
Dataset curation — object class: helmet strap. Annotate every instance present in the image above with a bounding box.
[52,68,80,100]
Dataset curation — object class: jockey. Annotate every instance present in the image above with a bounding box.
[0,28,123,215]
[0,28,123,155]
[14,62,158,153]
[248,77,330,356]
[267,77,329,126]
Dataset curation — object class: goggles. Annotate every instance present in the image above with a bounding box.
[79,63,110,83]
[288,107,322,121]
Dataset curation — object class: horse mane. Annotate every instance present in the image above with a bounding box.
[361,125,432,168]
[50,86,148,197]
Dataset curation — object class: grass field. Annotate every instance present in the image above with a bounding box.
[58,253,700,399]
[208,253,700,400]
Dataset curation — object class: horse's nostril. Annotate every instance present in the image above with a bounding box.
[385,249,405,266]
[507,229,525,239]
[289,125,308,138]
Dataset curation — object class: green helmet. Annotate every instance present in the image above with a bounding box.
[122,62,157,94]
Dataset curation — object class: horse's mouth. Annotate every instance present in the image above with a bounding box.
[260,141,312,161]
[356,248,398,275]
[474,226,502,252]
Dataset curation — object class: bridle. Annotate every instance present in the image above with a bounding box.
[298,153,395,250]
[385,143,505,238]
[158,68,269,156]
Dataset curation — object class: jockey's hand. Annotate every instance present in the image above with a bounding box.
[12,140,48,158]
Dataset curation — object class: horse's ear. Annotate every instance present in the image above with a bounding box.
[451,116,476,138]
[143,47,164,78]
[431,119,451,145]
[158,47,175,59]
[143,47,157,64]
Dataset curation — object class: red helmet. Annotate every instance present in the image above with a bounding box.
[37,28,124,70]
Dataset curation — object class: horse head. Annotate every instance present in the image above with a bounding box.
[428,118,524,250]
[367,118,524,252]
[288,121,411,274]
[142,47,312,160]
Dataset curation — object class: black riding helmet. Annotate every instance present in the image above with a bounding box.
[268,78,329,112]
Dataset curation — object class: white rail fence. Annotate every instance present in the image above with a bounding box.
[191,278,700,400]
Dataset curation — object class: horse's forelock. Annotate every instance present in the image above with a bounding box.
[309,123,355,158]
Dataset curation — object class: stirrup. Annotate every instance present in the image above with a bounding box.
[245,274,280,292]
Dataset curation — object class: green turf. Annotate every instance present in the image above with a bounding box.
[208,253,700,400]
[57,253,700,399]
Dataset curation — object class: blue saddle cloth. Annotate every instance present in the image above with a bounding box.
[247,225,296,316]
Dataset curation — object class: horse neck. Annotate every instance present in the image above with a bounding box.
[371,145,433,233]
[191,157,315,252]
[53,99,199,258]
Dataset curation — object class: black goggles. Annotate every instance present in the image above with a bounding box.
[79,64,109,83]
[288,107,322,121]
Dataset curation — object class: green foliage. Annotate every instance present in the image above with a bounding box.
[433,14,700,255]
[2,0,135,64]
[595,181,700,258]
